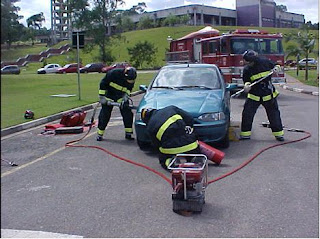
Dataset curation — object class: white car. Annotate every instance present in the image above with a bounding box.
[37,64,61,74]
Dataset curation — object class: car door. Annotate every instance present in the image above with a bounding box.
[46,65,55,73]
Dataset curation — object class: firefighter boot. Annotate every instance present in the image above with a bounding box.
[125,132,134,140]
[275,136,284,141]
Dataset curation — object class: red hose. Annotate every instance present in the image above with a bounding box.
[207,131,311,185]
[65,126,311,187]
[65,130,172,185]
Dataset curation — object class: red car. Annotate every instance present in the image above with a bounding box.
[101,62,131,73]
[80,63,106,73]
[56,63,83,74]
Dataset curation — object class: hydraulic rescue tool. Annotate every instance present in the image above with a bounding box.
[106,100,138,109]
[168,154,208,213]
[231,66,279,98]
[1,158,18,166]
[261,122,305,132]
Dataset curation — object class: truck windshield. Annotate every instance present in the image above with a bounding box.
[231,38,283,55]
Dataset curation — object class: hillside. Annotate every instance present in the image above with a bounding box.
[1,26,319,69]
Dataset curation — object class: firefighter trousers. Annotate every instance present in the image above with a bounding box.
[158,146,201,169]
[241,97,283,136]
[97,104,133,135]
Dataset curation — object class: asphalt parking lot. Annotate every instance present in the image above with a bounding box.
[1,79,319,238]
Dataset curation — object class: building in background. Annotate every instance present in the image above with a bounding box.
[128,1,304,30]
[51,0,71,44]
[130,5,237,27]
[49,0,305,42]
[236,0,304,28]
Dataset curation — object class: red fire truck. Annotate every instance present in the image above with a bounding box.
[166,27,286,86]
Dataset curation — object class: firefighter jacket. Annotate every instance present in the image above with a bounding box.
[243,57,279,102]
[146,105,198,155]
[98,68,134,103]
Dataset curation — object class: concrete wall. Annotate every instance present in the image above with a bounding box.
[237,5,260,26]
[129,4,236,26]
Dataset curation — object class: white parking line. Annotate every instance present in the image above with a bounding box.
[1,229,83,238]
[1,120,123,178]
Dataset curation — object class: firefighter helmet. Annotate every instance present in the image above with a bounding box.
[243,50,258,62]
[24,110,34,119]
[141,108,155,124]
[124,67,137,82]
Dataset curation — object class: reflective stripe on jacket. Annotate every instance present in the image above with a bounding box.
[247,90,279,102]
[146,105,198,155]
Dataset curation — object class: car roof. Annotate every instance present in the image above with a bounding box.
[162,63,219,69]
[3,65,19,67]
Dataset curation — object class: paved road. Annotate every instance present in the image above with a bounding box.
[1,85,319,238]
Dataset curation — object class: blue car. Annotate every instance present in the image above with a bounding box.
[134,63,237,149]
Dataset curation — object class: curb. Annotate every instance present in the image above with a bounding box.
[1,104,97,137]
[1,91,144,138]
[279,84,319,96]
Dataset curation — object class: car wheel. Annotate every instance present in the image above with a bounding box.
[137,139,150,150]
[219,131,230,148]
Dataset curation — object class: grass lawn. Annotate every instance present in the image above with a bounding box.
[285,69,319,87]
[1,70,156,129]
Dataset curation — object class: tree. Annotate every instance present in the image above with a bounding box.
[121,16,135,31]
[276,4,287,12]
[127,41,157,68]
[115,14,135,32]
[137,15,153,29]
[1,0,23,47]
[162,14,179,27]
[131,2,146,14]
[69,0,124,63]
[26,12,45,29]
[25,12,45,45]
[179,14,190,25]
[284,29,317,81]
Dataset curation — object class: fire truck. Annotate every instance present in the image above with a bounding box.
[166,27,286,86]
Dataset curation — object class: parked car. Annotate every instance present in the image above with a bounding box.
[101,62,131,73]
[37,64,61,74]
[134,63,237,149]
[284,60,296,67]
[1,65,21,75]
[298,58,317,69]
[80,63,106,73]
[56,63,82,74]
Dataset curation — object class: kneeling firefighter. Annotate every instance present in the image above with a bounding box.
[97,66,137,141]
[240,50,284,141]
[141,105,201,170]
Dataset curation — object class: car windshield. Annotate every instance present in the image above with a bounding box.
[151,67,222,89]
[85,64,91,67]
[231,38,283,54]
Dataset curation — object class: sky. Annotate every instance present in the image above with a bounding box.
[16,0,319,29]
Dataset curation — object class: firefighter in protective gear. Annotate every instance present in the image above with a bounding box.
[141,105,200,170]
[240,50,284,141]
[97,66,137,141]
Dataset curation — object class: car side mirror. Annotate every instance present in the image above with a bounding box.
[226,83,238,91]
[139,85,148,92]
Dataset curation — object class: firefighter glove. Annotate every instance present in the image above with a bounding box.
[122,93,130,103]
[273,65,281,73]
[99,96,107,105]
[244,82,251,93]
